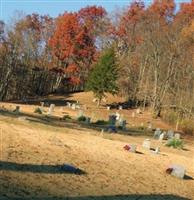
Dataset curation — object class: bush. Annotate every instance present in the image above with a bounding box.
[94,120,109,125]
[62,115,71,120]
[34,107,42,114]
[166,138,184,149]
[181,119,194,135]
[77,115,87,122]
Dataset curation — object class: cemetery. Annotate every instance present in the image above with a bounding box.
[0,0,194,199]
[0,91,193,199]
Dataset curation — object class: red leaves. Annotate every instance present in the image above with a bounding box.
[49,12,95,63]
[78,5,107,30]
[65,64,79,73]
[69,77,81,85]
[149,0,175,18]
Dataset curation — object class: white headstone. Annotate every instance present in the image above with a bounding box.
[155,147,160,154]
[142,139,151,150]
[71,103,76,110]
[136,108,141,114]
[107,106,110,110]
[40,102,44,107]
[119,105,123,110]
[159,133,164,141]
[174,133,180,140]
[147,122,152,129]
[154,128,161,139]
[115,112,120,121]
[167,130,174,139]
[129,144,137,153]
[67,102,71,108]
[170,165,185,179]
[48,104,55,115]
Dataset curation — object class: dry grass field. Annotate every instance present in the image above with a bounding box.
[0,92,193,200]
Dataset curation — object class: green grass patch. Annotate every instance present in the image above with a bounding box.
[166,138,184,149]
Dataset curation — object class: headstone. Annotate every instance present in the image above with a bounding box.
[132,112,135,118]
[109,115,117,125]
[155,147,160,154]
[115,112,120,121]
[66,102,71,108]
[154,128,161,139]
[107,106,111,110]
[168,165,186,179]
[18,116,27,121]
[142,139,151,150]
[40,101,44,107]
[85,117,91,124]
[147,122,152,129]
[174,133,180,140]
[48,104,55,115]
[76,104,80,109]
[167,130,174,139]
[71,103,76,110]
[159,132,164,141]
[100,129,104,136]
[136,108,141,114]
[119,105,123,110]
[130,144,137,153]
[124,144,137,153]
[119,119,127,130]
[108,115,117,133]
[13,106,20,114]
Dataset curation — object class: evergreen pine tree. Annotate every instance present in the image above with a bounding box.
[86,47,118,106]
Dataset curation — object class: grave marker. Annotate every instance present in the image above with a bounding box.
[174,133,180,140]
[142,139,151,150]
[48,104,55,115]
[167,130,174,139]
[154,128,161,139]
[167,165,186,179]
[119,105,123,110]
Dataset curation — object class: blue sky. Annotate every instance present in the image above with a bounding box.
[0,0,191,23]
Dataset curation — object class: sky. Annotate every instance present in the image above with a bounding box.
[0,0,191,24]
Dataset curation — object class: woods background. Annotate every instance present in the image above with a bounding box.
[0,0,194,131]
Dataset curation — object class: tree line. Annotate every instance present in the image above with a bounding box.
[0,0,194,119]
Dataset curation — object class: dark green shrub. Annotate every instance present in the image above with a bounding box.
[94,120,109,125]
[62,115,71,120]
[166,138,183,149]
[34,107,42,114]
[77,115,87,122]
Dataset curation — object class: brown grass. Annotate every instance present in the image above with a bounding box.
[0,92,193,199]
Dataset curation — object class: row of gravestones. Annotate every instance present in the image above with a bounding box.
[154,128,180,141]
[108,114,127,132]
[125,138,185,179]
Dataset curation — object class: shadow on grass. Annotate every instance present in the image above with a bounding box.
[184,174,194,180]
[0,194,191,200]
[0,109,152,137]
[0,161,86,175]
[8,94,76,107]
